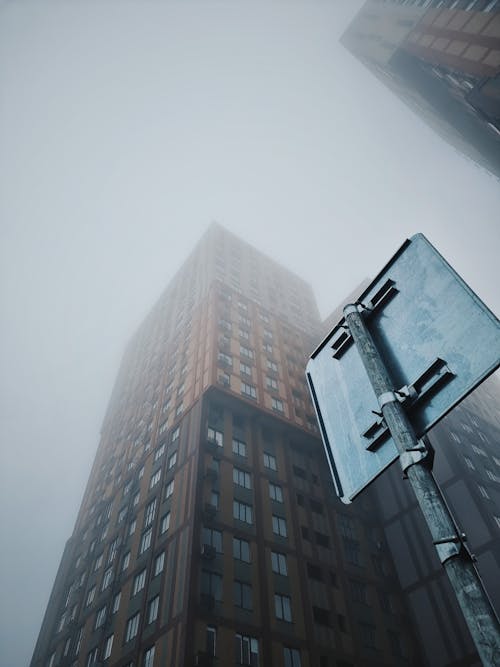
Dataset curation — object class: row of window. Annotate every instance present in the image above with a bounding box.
[208,427,279,471]
[201,569,293,619]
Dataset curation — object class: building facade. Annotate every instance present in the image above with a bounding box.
[372,374,500,666]
[31,224,423,667]
[341,0,500,179]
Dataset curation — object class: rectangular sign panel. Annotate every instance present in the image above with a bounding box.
[307,233,500,503]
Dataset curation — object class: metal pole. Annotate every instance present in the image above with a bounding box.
[343,303,500,667]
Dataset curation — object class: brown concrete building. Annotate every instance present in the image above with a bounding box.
[30,224,423,667]
[341,0,500,179]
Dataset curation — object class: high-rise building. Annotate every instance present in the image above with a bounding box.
[372,374,500,666]
[341,1,500,179]
[31,224,423,667]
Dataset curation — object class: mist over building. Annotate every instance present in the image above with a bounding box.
[341,0,500,179]
[30,224,500,667]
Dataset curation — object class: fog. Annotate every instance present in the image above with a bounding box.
[0,2,499,666]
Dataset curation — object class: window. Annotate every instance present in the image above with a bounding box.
[147,595,160,624]
[86,586,96,607]
[269,482,283,502]
[143,646,155,667]
[208,427,223,447]
[165,479,174,499]
[266,377,278,391]
[312,606,331,626]
[235,634,259,666]
[360,622,376,648]
[272,515,287,538]
[211,490,220,509]
[307,563,322,581]
[144,499,157,527]
[95,605,106,629]
[154,443,165,462]
[132,569,147,596]
[48,652,56,667]
[486,469,500,482]
[160,512,171,534]
[379,590,394,613]
[233,537,251,562]
[241,382,257,399]
[63,637,71,657]
[240,345,254,359]
[122,551,130,571]
[267,359,278,372]
[108,537,119,563]
[118,507,127,523]
[464,457,475,470]
[112,591,121,614]
[271,397,284,412]
[275,594,292,622]
[206,626,217,657]
[168,451,177,469]
[218,351,233,366]
[233,467,252,489]
[102,567,113,591]
[75,627,84,655]
[234,581,253,610]
[263,452,277,471]
[202,527,223,553]
[388,630,403,657]
[271,551,288,576]
[284,647,301,667]
[140,527,153,555]
[86,648,98,667]
[201,570,223,601]
[154,552,165,576]
[232,438,247,457]
[150,469,161,489]
[239,329,249,340]
[494,516,500,529]
[344,539,361,566]
[233,500,253,524]
[175,402,183,417]
[350,580,368,604]
[172,426,180,442]
[57,612,66,633]
[103,634,113,660]
[94,553,103,571]
[129,518,137,535]
[310,499,323,515]
[124,612,140,642]
[240,361,252,376]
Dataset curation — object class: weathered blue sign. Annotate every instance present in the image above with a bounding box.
[307,233,500,503]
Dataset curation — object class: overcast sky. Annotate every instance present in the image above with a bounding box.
[1,2,499,666]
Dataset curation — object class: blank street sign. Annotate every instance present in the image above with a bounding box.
[307,233,500,503]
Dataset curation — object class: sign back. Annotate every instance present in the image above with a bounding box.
[306,234,500,503]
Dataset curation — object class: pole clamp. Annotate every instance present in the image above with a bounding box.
[433,533,468,565]
[343,304,362,317]
[399,440,429,478]
[378,392,398,409]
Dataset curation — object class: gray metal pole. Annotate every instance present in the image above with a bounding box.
[343,303,500,667]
